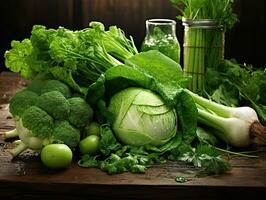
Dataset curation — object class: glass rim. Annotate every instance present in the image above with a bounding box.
[146,19,176,26]
[182,18,223,29]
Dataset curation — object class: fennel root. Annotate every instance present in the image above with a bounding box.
[250,122,266,146]
[187,89,266,147]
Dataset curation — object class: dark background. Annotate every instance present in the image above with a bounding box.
[0,0,265,72]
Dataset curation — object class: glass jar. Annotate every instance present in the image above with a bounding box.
[141,19,181,63]
[182,18,225,94]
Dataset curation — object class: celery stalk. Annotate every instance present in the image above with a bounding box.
[171,0,237,93]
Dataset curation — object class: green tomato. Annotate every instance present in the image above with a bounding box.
[84,122,101,136]
[41,144,73,169]
[79,135,100,155]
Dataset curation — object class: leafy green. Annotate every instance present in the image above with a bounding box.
[125,50,188,104]
[205,59,266,125]
[79,125,229,175]
[108,87,177,146]
[79,125,170,174]
[169,143,230,176]
[89,21,138,61]
[125,51,197,143]
[4,23,137,94]
[78,154,99,168]
[175,90,198,144]
[170,0,238,29]
[5,22,232,176]
[98,126,121,156]
[196,127,220,146]
[4,39,33,79]
[170,0,238,93]
[79,50,230,175]
[86,51,197,144]
[194,145,231,176]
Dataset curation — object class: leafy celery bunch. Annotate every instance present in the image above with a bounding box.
[170,0,238,29]
[170,0,238,94]
[4,22,138,94]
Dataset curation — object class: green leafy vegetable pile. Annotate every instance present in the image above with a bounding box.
[4,22,138,94]
[79,125,229,175]
[4,22,266,176]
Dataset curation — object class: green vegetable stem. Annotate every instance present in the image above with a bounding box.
[183,20,224,93]
[186,89,266,147]
[170,0,238,94]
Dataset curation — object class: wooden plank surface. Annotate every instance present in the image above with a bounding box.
[0,72,266,199]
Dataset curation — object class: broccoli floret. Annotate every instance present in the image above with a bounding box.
[52,120,80,149]
[21,106,54,139]
[4,80,91,158]
[27,79,71,98]
[17,118,44,149]
[68,97,93,128]
[37,91,70,120]
[27,79,46,95]
[6,108,82,157]
[6,112,52,158]
[41,80,71,98]
[9,89,39,118]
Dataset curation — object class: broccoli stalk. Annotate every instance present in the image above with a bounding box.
[6,106,53,157]
[9,143,28,157]
[4,127,42,157]
[3,130,24,156]
[4,129,19,139]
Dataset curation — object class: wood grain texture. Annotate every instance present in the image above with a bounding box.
[0,72,28,104]
[0,72,266,199]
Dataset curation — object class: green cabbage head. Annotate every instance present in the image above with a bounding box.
[108,87,177,146]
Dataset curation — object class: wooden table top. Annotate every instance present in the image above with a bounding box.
[0,72,266,200]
